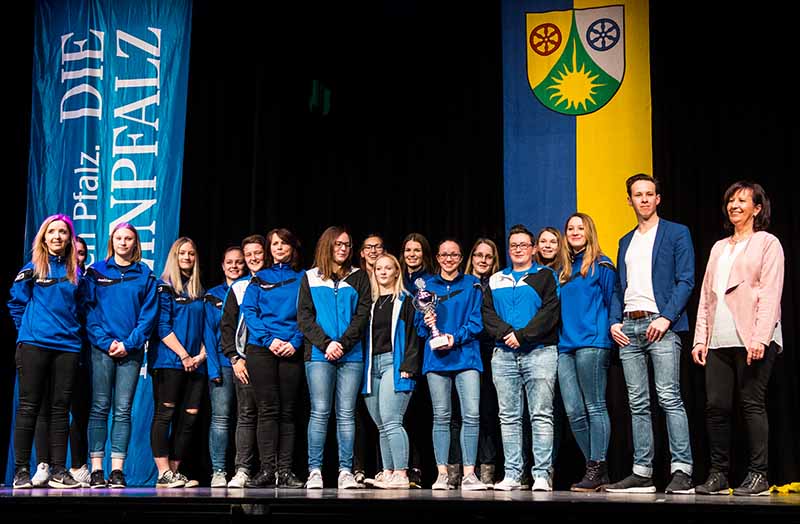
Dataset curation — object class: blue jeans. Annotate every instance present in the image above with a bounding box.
[208,365,235,471]
[619,316,693,476]
[558,348,611,462]
[492,346,557,480]
[305,360,364,472]
[363,352,412,471]
[87,347,143,460]
[427,369,480,467]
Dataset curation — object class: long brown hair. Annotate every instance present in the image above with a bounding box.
[465,238,500,276]
[313,226,353,280]
[399,232,434,275]
[265,228,303,271]
[106,222,142,262]
[534,226,569,283]
[31,214,79,284]
[562,213,605,279]
[161,237,203,298]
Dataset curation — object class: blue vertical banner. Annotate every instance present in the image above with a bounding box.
[8,0,192,486]
[502,0,652,256]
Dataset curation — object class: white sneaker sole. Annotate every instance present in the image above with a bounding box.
[606,486,657,493]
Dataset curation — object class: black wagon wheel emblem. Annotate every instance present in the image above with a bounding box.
[529,23,562,56]
[586,18,620,51]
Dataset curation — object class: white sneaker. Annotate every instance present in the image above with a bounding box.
[210,470,227,488]
[338,470,359,489]
[384,472,410,490]
[460,472,488,491]
[227,468,249,488]
[431,472,450,490]
[306,469,323,489]
[70,464,91,487]
[532,476,553,492]
[32,462,50,487]
[365,470,388,488]
[494,477,522,491]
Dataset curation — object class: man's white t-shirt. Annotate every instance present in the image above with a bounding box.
[624,223,659,314]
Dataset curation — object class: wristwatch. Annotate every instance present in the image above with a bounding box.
[230,356,241,365]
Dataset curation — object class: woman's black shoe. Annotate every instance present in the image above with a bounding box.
[245,469,276,488]
[277,470,304,488]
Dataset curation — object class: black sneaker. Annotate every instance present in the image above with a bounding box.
[571,461,609,492]
[665,470,694,494]
[245,468,276,488]
[108,469,127,489]
[90,469,107,488]
[277,470,304,488]
[156,470,185,489]
[695,471,729,495]
[408,468,423,489]
[733,472,770,497]
[604,473,656,493]
[446,464,462,489]
[353,470,366,487]
[48,467,80,489]
[13,468,33,489]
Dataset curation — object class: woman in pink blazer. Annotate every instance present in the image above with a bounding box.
[691,181,784,497]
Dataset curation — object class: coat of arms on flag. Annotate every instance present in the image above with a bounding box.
[526,5,625,115]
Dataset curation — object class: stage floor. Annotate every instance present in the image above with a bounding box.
[3,487,800,522]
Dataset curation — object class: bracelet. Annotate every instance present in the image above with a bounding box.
[181,355,191,361]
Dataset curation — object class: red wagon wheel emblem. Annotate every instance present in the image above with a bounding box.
[529,23,562,56]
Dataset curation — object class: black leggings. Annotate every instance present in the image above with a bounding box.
[14,344,79,470]
[247,347,303,471]
[150,368,205,460]
[705,344,777,475]
[34,358,90,467]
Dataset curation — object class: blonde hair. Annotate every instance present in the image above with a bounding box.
[31,214,79,284]
[313,226,352,281]
[369,253,406,302]
[561,213,604,279]
[161,237,203,299]
[106,222,142,262]
[465,238,500,277]
[534,227,569,283]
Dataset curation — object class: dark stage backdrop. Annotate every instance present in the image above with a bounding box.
[2,1,798,487]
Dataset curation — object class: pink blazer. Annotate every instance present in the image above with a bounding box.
[693,231,784,349]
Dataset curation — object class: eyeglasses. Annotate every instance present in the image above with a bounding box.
[363,243,384,252]
[509,243,532,251]
[334,241,352,250]
[437,253,462,260]
[472,253,494,260]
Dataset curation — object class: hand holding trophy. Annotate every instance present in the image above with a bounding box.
[413,278,451,350]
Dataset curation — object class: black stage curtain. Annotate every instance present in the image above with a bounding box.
[2,1,798,487]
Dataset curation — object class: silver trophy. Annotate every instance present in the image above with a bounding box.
[412,278,450,350]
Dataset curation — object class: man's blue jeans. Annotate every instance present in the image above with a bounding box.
[619,315,693,477]
[492,346,557,480]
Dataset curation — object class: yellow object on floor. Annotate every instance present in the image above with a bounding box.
[771,482,800,494]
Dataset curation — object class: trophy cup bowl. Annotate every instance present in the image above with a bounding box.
[412,278,450,350]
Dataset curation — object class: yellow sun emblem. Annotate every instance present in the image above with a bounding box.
[545,40,605,113]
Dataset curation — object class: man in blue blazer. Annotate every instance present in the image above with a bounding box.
[605,174,695,494]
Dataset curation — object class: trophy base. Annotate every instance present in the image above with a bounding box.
[430,334,450,350]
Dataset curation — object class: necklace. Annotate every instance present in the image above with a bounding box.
[730,231,753,245]
[377,295,392,310]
